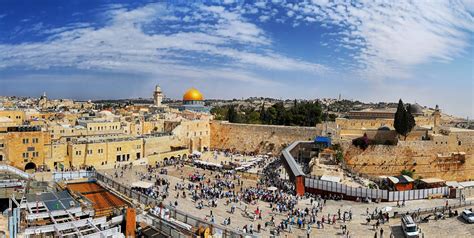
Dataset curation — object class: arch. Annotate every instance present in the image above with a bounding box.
[25,162,36,171]
[182,154,187,159]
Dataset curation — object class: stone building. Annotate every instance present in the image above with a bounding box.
[0,110,26,125]
[1,126,50,170]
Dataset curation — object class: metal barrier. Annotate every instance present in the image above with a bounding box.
[94,172,250,238]
[305,176,450,202]
[52,170,96,181]
[394,200,474,218]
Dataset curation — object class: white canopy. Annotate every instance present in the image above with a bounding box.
[320,175,342,183]
[194,160,223,168]
[131,181,154,189]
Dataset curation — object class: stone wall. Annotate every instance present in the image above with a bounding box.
[343,139,474,181]
[210,121,322,154]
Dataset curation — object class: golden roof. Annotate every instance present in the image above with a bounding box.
[183,88,204,101]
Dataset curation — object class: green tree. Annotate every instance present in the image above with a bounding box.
[394,99,415,139]
[227,106,239,123]
[247,111,261,124]
[406,104,416,134]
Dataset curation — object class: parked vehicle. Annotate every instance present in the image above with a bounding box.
[401,215,420,238]
[461,209,474,223]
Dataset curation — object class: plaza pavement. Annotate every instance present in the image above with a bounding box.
[101,164,474,238]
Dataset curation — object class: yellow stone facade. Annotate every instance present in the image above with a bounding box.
[3,129,50,170]
[0,110,26,125]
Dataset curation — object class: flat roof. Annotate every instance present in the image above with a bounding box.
[420,178,445,184]
[25,190,79,211]
[320,175,341,183]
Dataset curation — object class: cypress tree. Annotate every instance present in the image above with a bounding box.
[394,99,408,138]
[394,100,417,139]
[406,104,416,135]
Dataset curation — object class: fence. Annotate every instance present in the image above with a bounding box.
[305,176,450,202]
[95,172,160,207]
[394,200,474,218]
[0,164,31,179]
[52,170,96,182]
[95,172,250,238]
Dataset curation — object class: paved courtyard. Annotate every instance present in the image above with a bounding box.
[101,164,474,237]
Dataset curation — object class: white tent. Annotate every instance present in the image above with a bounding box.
[131,181,154,189]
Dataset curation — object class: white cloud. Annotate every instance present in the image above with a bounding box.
[0,2,328,86]
[275,0,473,80]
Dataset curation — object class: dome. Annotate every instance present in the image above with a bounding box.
[407,103,423,115]
[183,88,204,101]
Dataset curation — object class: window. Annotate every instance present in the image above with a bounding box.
[116,147,122,152]
[22,138,29,144]
[98,149,104,154]
[32,138,39,143]
[136,145,141,149]
[0,144,4,148]
[75,151,81,156]
[116,155,121,161]
[22,152,29,158]
[0,155,3,161]
[32,152,39,157]
[458,141,462,146]
[136,153,141,159]
[87,150,93,155]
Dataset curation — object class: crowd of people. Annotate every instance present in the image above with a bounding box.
[124,154,382,237]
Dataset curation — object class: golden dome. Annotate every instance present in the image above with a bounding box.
[183,88,204,101]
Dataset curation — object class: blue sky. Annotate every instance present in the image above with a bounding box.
[0,0,473,117]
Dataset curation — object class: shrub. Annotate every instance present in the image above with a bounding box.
[400,169,413,178]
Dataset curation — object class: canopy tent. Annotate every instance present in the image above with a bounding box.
[194,160,223,168]
[131,181,154,189]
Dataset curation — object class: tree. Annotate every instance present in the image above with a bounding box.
[226,106,239,123]
[394,99,415,139]
[406,104,416,134]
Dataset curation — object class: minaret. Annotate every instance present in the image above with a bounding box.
[39,92,47,108]
[153,85,163,107]
[433,104,441,129]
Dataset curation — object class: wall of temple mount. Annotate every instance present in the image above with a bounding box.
[342,137,474,181]
[210,121,322,154]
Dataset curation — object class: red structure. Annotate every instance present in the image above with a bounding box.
[295,176,305,196]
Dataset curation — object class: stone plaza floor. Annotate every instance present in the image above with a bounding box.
[101,164,474,238]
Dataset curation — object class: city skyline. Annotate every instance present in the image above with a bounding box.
[0,0,473,117]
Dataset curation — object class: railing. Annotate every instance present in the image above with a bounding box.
[0,164,31,179]
[52,170,96,182]
[94,172,250,238]
[393,200,474,218]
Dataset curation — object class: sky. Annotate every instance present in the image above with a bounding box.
[0,0,473,117]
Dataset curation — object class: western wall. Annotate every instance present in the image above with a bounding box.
[210,121,322,154]
[343,139,474,181]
